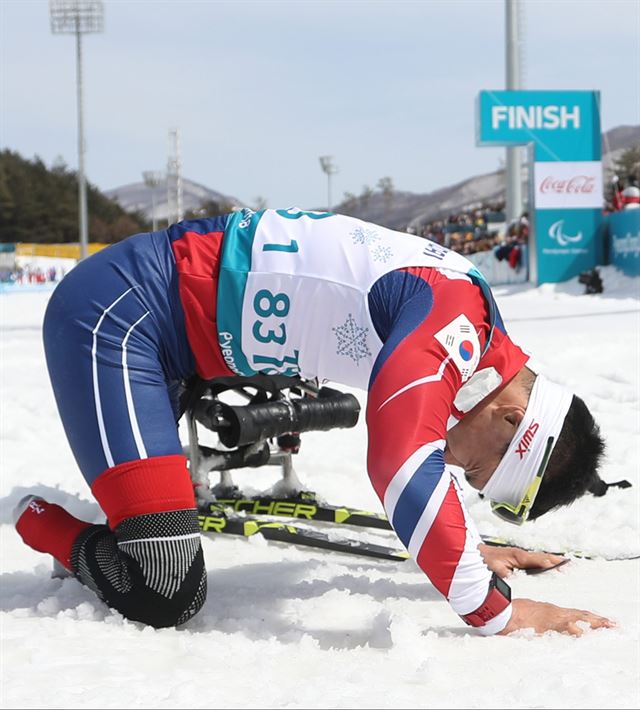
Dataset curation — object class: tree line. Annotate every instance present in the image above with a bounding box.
[340,176,396,216]
[0,150,149,244]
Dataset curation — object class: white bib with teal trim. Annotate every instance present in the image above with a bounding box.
[217,208,486,389]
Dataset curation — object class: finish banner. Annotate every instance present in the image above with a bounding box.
[476,90,603,285]
[477,90,601,161]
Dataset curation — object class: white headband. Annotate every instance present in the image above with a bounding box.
[481,374,573,507]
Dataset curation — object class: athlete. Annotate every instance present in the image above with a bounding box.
[14,207,614,636]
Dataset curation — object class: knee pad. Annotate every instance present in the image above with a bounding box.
[73,508,207,628]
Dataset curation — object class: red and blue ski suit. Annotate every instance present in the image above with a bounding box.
[39,210,528,630]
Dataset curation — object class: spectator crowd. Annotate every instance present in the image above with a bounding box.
[606,175,640,213]
[0,263,67,286]
[406,200,528,272]
[405,170,640,274]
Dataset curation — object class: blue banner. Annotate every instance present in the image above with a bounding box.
[534,208,603,282]
[477,90,601,161]
[607,210,640,276]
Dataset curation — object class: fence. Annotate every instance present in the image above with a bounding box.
[466,246,529,285]
[605,210,640,277]
[15,243,108,259]
[0,243,109,290]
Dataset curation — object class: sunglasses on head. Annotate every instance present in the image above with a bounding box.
[489,436,555,525]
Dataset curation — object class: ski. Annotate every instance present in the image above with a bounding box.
[185,375,638,566]
[479,534,640,562]
[197,502,409,562]
[199,493,639,564]
[196,505,573,574]
[212,492,393,530]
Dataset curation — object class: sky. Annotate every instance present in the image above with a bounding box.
[1,267,639,708]
[1,0,639,211]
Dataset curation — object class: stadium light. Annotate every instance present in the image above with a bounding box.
[319,155,338,212]
[50,0,104,260]
[167,128,184,225]
[505,0,524,224]
[142,170,164,232]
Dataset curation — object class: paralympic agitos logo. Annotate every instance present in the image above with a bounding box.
[548,220,583,247]
[515,421,540,459]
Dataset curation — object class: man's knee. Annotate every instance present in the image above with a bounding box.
[73,509,207,629]
[118,543,208,628]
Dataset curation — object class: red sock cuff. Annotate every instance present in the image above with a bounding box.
[16,504,91,570]
[91,455,196,529]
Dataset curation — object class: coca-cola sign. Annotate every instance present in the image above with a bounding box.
[534,161,603,209]
[540,175,595,194]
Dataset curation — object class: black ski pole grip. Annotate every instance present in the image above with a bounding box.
[296,387,361,433]
[215,389,361,448]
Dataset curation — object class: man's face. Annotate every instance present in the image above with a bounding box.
[445,405,516,491]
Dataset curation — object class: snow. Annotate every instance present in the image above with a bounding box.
[1,266,639,709]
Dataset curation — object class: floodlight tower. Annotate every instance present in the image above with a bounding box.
[50,0,104,260]
[142,170,164,231]
[319,156,338,212]
[167,128,184,225]
[505,0,524,224]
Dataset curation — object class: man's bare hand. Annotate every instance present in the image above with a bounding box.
[479,543,567,577]
[499,598,616,636]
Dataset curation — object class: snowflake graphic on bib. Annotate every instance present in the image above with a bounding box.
[350,227,380,246]
[333,314,372,365]
[350,227,394,263]
[372,245,393,263]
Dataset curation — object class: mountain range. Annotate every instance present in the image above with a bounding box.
[106,125,639,231]
[105,179,243,226]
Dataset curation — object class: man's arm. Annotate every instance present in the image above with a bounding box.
[366,275,511,633]
[366,273,615,636]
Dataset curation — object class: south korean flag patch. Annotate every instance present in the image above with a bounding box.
[434,314,480,383]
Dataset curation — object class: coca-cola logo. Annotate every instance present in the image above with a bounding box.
[539,175,595,194]
[515,421,540,459]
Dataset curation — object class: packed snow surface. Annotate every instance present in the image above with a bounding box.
[1,266,639,709]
